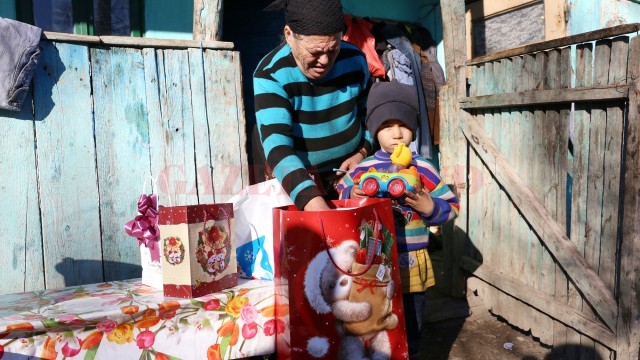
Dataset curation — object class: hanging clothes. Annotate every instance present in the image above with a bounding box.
[0,18,42,112]
[377,24,433,159]
[343,15,386,79]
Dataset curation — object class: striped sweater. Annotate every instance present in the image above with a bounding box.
[336,150,460,252]
[253,41,372,209]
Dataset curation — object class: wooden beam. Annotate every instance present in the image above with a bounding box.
[193,0,223,42]
[460,85,629,109]
[459,112,618,331]
[460,256,616,348]
[42,32,234,50]
[616,40,640,358]
[466,23,640,65]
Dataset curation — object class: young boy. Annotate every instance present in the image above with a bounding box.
[336,79,460,359]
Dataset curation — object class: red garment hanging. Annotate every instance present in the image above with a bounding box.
[343,15,386,79]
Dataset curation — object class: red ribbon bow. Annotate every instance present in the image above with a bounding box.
[124,194,160,261]
[354,278,385,294]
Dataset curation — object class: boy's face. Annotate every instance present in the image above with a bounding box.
[376,119,413,153]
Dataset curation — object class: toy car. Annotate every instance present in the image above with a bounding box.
[360,171,420,198]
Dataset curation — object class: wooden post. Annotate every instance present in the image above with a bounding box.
[616,36,640,360]
[193,0,223,42]
[439,0,468,298]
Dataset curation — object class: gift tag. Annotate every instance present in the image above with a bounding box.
[376,264,386,281]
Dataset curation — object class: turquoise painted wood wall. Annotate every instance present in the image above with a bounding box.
[0,40,247,295]
[144,0,193,39]
[568,0,640,36]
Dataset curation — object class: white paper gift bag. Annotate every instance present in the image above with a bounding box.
[228,179,293,280]
[125,192,163,289]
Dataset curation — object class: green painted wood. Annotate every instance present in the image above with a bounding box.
[148,49,199,207]
[0,94,44,295]
[91,46,151,281]
[188,48,215,205]
[203,50,247,202]
[0,1,16,18]
[33,41,103,288]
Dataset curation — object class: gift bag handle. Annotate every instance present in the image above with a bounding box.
[143,173,173,207]
[202,206,232,251]
[319,209,381,277]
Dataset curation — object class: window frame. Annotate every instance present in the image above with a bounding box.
[465,0,566,59]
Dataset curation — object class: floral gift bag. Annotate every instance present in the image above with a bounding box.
[158,203,238,298]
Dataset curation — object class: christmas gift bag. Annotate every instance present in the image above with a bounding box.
[158,203,238,298]
[273,198,409,360]
[228,179,293,280]
[124,179,163,289]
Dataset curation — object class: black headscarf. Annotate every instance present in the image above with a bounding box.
[265,0,344,35]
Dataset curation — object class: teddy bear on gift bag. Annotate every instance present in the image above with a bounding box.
[304,236,397,360]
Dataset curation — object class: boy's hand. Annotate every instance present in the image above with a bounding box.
[403,188,435,215]
[350,179,368,199]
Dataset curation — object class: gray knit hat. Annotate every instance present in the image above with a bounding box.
[366,79,419,140]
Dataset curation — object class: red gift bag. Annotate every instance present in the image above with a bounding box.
[273,198,409,360]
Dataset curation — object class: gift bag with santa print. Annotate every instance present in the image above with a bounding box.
[273,198,409,360]
[158,203,238,298]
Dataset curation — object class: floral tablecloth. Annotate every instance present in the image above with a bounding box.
[0,279,280,359]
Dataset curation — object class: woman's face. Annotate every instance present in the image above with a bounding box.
[285,26,341,80]
[376,120,414,153]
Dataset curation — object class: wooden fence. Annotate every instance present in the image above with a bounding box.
[0,35,248,296]
[439,9,639,359]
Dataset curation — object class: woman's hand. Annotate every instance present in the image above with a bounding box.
[303,196,332,211]
[402,188,435,215]
[337,151,365,174]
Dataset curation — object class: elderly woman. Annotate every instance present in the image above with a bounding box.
[253,0,372,211]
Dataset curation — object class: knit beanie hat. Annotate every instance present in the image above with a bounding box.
[265,0,344,35]
[366,79,419,140]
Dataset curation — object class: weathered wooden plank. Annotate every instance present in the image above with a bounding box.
[466,23,640,65]
[149,49,199,206]
[569,43,594,358]
[193,0,223,42]
[460,256,616,348]
[141,49,168,205]
[546,47,571,349]
[439,84,468,298]
[459,113,618,331]
[91,47,150,281]
[440,0,469,298]
[203,50,247,202]
[459,84,629,109]
[530,50,556,346]
[42,31,235,50]
[233,49,250,190]
[600,36,627,295]
[33,41,103,288]
[616,37,640,360]
[0,95,44,295]
[496,57,514,326]
[583,41,610,325]
[188,48,215,205]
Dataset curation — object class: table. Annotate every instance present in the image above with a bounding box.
[0,279,276,359]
